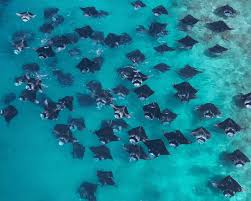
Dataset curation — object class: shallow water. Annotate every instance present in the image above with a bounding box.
[0,0,251,201]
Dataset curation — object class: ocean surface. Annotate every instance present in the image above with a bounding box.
[0,0,251,201]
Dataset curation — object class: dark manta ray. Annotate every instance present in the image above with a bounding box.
[49,35,72,50]
[101,119,128,132]
[68,117,85,131]
[53,124,76,145]
[216,118,241,137]
[152,5,168,16]
[53,32,79,46]
[12,31,31,54]
[19,89,39,103]
[90,31,105,43]
[160,109,177,124]
[128,126,148,144]
[49,14,64,27]
[97,171,115,186]
[206,44,228,57]
[111,104,130,119]
[68,48,81,57]
[131,0,146,10]
[177,35,198,49]
[112,85,130,97]
[164,130,190,147]
[173,82,197,102]
[195,103,221,118]
[16,11,36,22]
[104,33,132,48]
[94,127,120,144]
[40,96,73,120]
[40,12,64,33]
[212,176,242,197]
[126,49,145,63]
[206,21,232,32]
[154,44,174,53]
[78,182,97,201]
[72,142,85,159]
[75,25,94,38]
[53,70,74,87]
[12,39,28,55]
[124,144,148,161]
[235,92,251,108]
[95,89,113,106]
[144,139,169,158]
[40,99,61,120]
[12,31,34,54]
[117,66,148,87]
[134,84,154,100]
[22,63,40,73]
[148,22,167,37]
[143,102,161,120]
[90,145,113,160]
[26,78,42,92]
[76,93,96,107]
[178,65,202,78]
[14,74,43,92]
[191,127,211,143]
[86,80,103,95]
[153,63,170,72]
[44,7,59,19]
[39,22,55,33]
[14,74,29,86]
[58,96,74,111]
[0,105,18,123]
[118,33,133,45]
[14,74,42,92]
[214,5,237,18]
[117,66,136,80]
[225,149,250,167]
[80,7,108,17]
[86,85,112,106]
[76,56,103,73]
[36,46,55,59]
[1,93,16,105]
[130,71,148,87]
[179,14,199,29]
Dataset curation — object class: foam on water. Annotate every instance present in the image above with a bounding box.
[0,0,251,201]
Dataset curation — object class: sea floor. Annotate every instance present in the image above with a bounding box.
[0,0,251,201]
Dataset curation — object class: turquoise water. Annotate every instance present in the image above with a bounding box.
[0,0,251,201]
